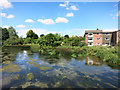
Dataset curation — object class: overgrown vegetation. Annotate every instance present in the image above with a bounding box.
[1,26,120,66]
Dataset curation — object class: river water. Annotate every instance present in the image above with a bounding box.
[1,47,120,88]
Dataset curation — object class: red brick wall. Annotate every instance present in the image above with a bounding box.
[93,33,102,46]
[85,34,88,44]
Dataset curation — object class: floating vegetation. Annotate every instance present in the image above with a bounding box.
[25,61,35,65]
[21,80,48,88]
[2,64,21,73]
[12,74,20,80]
[21,82,31,88]
[26,73,34,81]
[32,64,40,67]
[3,61,12,64]
[26,58,38,61]
[53,81,61,88]
[39,66,52,70]
[31,80,48,88]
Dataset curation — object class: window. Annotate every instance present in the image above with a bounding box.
[97,38,100,40]
[88,37,93,40]
[105,43,109,45]
[97,33,100,35]
[105,33,109,35]
[88,33,93,36]
[97,43,100,45]
[88,42,93,46]
[105,38,109,40]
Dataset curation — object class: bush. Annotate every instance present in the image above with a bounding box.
[4,36,23,45]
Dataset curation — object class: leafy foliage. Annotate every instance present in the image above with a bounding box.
[26,30,38,39]
[4,36,23,45]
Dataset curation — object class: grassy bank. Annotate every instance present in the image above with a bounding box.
[39,45,119,66]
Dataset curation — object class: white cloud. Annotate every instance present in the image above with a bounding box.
[3,26,9,28]
[59,3,66,7]
[70,5,79,10]
[59,1,69,7]
[25,19,34,23]
[17,28,60,38]
[1,13,6,17]
[16,25,26,28]
[66,13,74,17]
[7,14,14,18]
[66,7,69,10]
[55,17,69,23]
[65,1,69,5]
[0,0,12,9]
[37,19,55,25]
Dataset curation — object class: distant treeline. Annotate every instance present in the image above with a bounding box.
[1,26,85,47]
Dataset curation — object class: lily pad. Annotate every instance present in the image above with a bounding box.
[3,61,12,64]
[22,82,31,88]
[39,66,52,70]
[26,61,35,65]
[31,81,48,88]
[32,64,40,67]
[26,73,34,81]
[26,58,38,61]
[12,74,20,80]
[2,64,21,73]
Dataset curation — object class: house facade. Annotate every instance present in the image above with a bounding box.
[85,30,120,46]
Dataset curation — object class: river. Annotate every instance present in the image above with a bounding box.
[1,47,119,88]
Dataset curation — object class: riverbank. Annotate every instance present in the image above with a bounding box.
[3,44,120,66]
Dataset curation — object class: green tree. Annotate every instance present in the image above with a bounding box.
[2,28,9,41]
[64,35,69,38]
[4,36,23,45]
[40,34,44,37]
[24,37,32,44]
[26,30,38,39]
[38,33,63,47]
[8,26,18,37]
[26,30,34,38]
[33,34,38,39]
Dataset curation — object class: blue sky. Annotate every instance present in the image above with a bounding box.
[0,1,119,37]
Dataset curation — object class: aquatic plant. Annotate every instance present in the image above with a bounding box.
[26,73,34,81]
[2,64,21,73]
[39,66,52,70]
[25,61,35,65]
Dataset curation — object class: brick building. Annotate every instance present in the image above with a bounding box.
[85,29,120,46]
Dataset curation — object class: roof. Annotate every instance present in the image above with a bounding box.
[85,30,102,33]
[102,31,114,33]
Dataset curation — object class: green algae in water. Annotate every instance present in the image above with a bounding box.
[31,80,48,88]
[39,66,52,70]
[3,61,12,64]
[26,58,38,61]
[25,61,35,65]
[12,74,20,80]
[2,64,21,73]
[32,64,40,67]
[26,73,34,81]
[21,82,31,88]
[53,81,62,88]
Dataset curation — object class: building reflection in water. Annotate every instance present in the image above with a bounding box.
[85,57,102,66]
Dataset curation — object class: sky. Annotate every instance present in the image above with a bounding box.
[0,0,119,37]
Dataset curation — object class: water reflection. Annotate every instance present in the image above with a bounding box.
[85,57,102,66]
[1,47,120,88]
